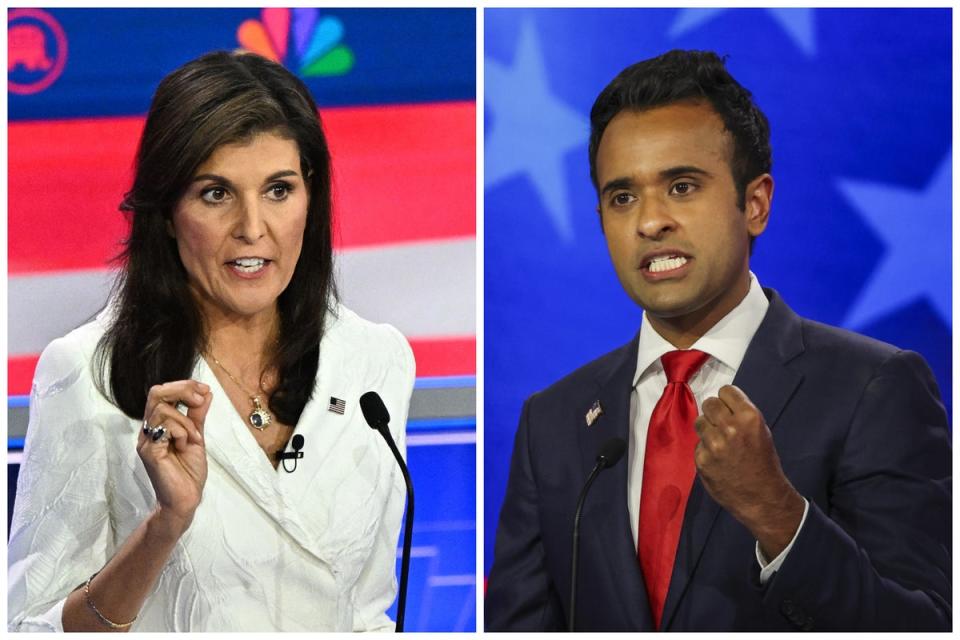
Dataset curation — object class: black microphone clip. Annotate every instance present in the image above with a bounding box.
[277,434,305,473]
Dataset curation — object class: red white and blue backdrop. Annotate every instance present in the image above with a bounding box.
[8,7,476,632]
[484,8,951,579]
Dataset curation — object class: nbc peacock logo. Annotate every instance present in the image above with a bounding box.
[236,8,354,77]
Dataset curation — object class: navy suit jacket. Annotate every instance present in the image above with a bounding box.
[486,290,951,631]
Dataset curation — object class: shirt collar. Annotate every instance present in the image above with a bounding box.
[633,272,770,386]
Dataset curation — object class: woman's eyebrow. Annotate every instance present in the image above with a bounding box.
[265,169,299,182]
[191,170,300,185]
[191,173,232,186]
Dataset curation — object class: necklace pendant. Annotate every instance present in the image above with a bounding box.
[249,396,272,430]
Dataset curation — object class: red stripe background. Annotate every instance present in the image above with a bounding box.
[9,100,476,391]
[9,101,475,274]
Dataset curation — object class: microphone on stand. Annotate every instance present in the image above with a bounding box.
[359,391,414,633]
[569,437,627,632]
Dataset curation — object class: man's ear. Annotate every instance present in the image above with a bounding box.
[166,218,176,239]
[596,203,605,235]
[744,173,774,238]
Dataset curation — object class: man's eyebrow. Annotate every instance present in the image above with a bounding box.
[600,166,713,195]
[659,165,712,180]
[600,177,634,196]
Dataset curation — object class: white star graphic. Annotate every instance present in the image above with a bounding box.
[485,20,589,243]
[836,151,951,329]
[670,8,817,56]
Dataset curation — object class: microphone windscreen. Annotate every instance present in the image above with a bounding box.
[596,437,627,468]
[292,434,304,450]
[360,391,391,429]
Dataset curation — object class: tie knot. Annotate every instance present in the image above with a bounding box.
[660,349,710,384]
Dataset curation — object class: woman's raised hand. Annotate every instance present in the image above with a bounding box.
[137,381,213,534]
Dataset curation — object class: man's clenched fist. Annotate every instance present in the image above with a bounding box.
[694,384,805,559]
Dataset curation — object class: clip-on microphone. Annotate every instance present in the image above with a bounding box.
[276,434,305,473]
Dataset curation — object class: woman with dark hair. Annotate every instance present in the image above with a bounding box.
[8,51,415,632]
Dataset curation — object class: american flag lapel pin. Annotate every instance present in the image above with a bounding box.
[328,396,346,415]
[585,400,603,427]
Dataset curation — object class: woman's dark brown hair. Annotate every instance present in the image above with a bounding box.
[95,50,336,425]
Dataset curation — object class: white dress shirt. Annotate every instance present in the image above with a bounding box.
[8,303,415,631]
[627,273,809,583]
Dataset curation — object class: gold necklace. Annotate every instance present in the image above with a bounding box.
[209,354,273,430]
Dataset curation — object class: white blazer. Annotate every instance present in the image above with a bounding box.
[8,304,415,632]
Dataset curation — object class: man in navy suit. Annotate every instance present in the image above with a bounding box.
[485,50,951,631]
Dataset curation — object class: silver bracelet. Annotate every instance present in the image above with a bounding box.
[83,572,137,630]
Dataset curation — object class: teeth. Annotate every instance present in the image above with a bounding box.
[232,258,265,273]
[648,255,688,273]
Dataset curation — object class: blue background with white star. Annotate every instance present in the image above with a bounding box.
[484,8,951,574]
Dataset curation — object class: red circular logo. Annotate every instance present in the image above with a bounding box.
[8,8,68,95]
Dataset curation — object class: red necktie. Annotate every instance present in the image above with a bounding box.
[637,349,710,629]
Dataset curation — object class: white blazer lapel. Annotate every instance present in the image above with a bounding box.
[193,358,290,522]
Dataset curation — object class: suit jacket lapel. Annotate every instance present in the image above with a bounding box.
[576,334,654,629]
[197,356,280,505]
[195,357,336,565]
[660,288,805,629]
[732,289,805,429]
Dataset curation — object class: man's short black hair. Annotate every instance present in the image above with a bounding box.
[589,49,772,210]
